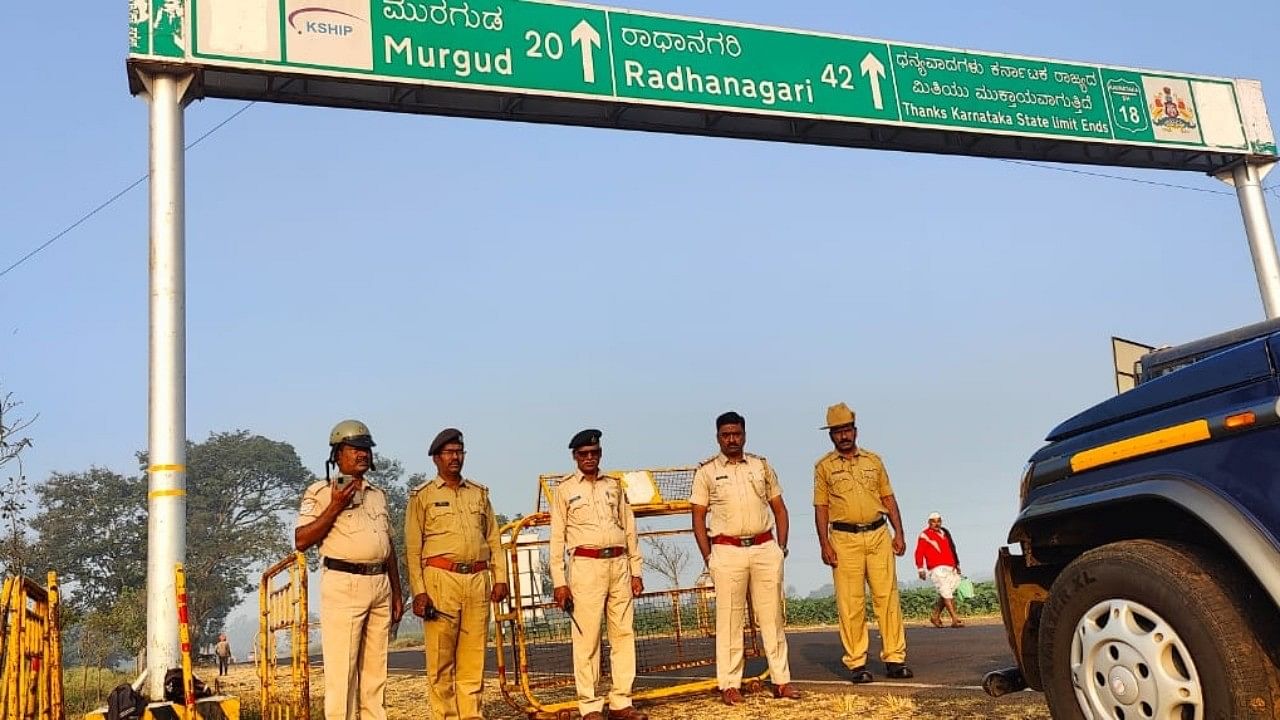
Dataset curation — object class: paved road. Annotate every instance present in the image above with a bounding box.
[387,622,1012,690]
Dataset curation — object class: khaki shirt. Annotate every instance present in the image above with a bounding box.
[296,478,392,564]
[404,476,507,597]
[812,448,894,524]
[690,453,782,538]
[549,472,642,587]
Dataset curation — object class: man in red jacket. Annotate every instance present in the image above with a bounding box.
[913,512,964,628]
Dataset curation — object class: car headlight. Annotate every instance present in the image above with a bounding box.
[1018,461,1035,506]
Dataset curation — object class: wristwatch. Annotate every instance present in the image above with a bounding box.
[781,546,790,558]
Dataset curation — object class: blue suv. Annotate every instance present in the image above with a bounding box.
[990,319,1280,719]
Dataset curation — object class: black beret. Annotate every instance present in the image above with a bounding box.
[429,428,464,456]
[716,411,746,429]
[568,428,603,450]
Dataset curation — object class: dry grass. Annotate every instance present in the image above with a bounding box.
[219,664,1051,720]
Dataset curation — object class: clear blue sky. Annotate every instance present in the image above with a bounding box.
[4,0,1280,614]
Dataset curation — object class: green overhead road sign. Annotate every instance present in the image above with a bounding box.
[128,0,1277,162]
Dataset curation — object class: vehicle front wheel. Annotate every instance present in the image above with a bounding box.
[1037,539,1277,719]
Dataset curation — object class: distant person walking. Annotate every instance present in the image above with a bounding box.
[214,633,232,676]
[813,402,912,683]
[914,512,965,628]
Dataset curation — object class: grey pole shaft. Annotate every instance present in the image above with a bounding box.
[144,71,188,701]
[1230,162,1280,319]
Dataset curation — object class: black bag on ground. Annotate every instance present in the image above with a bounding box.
[162,667,215,703]
[106,683,145,720]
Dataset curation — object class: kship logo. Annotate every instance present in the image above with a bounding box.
[287,7,366,37]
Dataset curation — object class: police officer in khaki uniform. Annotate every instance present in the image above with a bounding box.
[549,429,648,720]
[404,428,508,720]
[296,420,405,720]
[691,411,801,706]
[813,402,912,683]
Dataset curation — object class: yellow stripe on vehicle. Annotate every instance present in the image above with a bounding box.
[1070,419,1211,473]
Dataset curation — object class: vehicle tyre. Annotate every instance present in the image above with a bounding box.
[1038,539,1277,719]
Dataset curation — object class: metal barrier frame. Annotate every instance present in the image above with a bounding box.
[258,553,310,720]
[495,500,770,720]
[0,572,64,720]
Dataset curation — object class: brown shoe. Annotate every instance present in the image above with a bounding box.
[721,688,744,706]
[583,713,605,720]
[772,683,802,699]
[609,707,648,720]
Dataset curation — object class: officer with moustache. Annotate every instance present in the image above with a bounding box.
[691,411,800,705]
[296,420,405,720]
[549,429,647,720]
[404,428,509,720]
[813,402,912,682]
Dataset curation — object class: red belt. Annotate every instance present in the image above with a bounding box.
[712,531,774,548]
[423,556,489,574]
[572,546,627,559]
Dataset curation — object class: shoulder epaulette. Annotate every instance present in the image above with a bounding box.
[466,478,489,492]
[408,478,432,495]
[746,452,768,464]
[859,447,881,459]
[306,479,328,493]
[697,454,719,467]
[814,450,839,467]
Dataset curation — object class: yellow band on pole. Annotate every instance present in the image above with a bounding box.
[148,464,186,473]
[148,489,187,499]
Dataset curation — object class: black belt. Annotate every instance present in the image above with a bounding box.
[832,516,887,534]
[324,557,386,575]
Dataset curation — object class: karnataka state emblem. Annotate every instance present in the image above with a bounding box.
[1150,86,1197,131]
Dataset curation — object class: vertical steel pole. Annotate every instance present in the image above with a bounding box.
[1220,161,1280,319]
[143,70,190,701]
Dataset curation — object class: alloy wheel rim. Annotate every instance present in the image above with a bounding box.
[1069,598,1203,720]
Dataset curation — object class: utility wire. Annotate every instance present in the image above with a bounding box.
[0,101,1269,279]
[0,102,256,280]
[997,158,1233,195]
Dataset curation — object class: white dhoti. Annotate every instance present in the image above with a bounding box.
[929,565,961,599]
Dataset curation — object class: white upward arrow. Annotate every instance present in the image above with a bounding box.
[860,52,886,110]
[571,20,601,83]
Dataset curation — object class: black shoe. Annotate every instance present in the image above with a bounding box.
[848,666,874,683]
[885,662,914,679]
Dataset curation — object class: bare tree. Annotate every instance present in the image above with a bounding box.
[643,537,690,589]
[0,389,36,576]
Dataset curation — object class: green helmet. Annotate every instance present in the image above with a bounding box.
[329,419,376,449]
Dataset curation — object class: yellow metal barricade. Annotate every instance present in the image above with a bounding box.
[0,572,64,720]
[257,553,310,720]
[496,467,767,720]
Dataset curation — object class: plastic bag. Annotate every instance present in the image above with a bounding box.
[956,576,975,601]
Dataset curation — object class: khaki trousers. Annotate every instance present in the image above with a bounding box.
[319,569,392,720]
[568,555,636,715]
[707,542,790,689]
[422,567,492,720]
[831,524,907,668]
